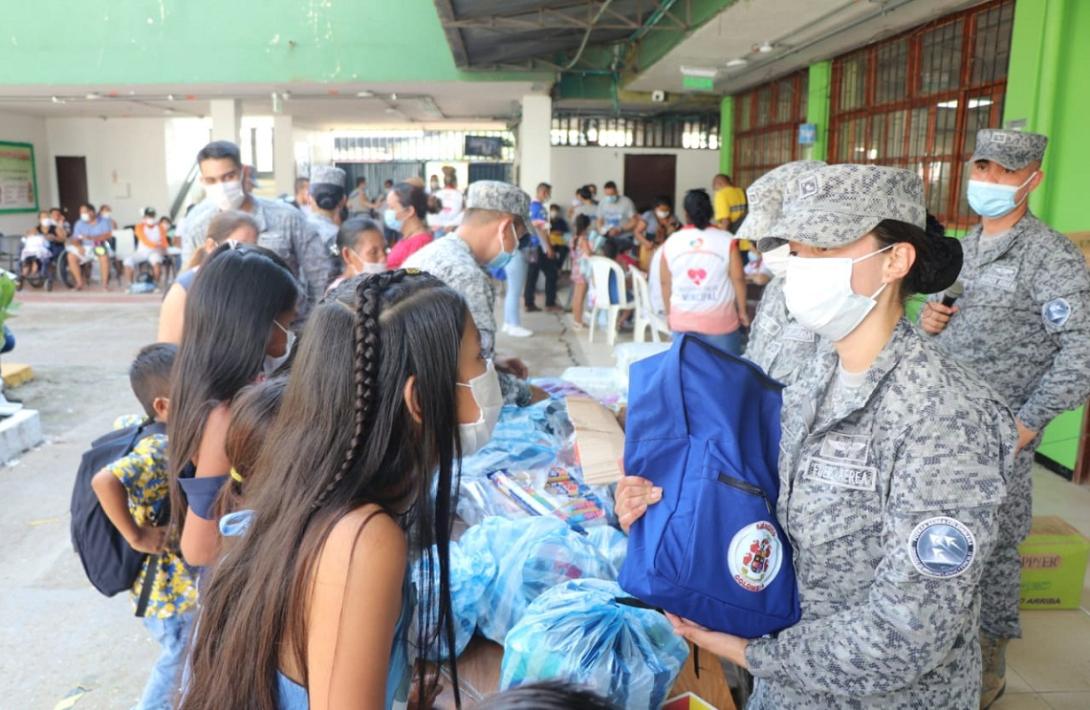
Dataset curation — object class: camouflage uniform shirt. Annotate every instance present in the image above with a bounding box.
[743,277,819,385]
[405,235,532,406]
[929,212,1090,432]
[745,320,1014,708]
[181,197,328,315]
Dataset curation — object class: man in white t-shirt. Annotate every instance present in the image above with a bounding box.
[433,175,465,233]
[596,181,637,246]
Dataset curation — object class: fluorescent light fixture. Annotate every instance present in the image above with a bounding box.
[680,66,719,78]
[725,58,748,68]
[758,42,774,53]
[85,92,100,100]
[356,90,373,98]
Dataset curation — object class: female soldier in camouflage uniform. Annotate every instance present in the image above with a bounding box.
[618,164,1016,709]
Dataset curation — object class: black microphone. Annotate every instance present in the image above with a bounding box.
[941,280,964,308]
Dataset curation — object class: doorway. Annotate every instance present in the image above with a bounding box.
[623,154,676,214]
[55,156,89,224]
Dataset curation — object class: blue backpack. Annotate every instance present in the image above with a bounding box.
[618,335,801,638]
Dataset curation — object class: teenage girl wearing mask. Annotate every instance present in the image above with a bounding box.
[618,165,1014,708]
[183,271,500,709]
[167,244,300,569]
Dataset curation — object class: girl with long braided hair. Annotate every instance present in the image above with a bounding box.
[182,270,489,709]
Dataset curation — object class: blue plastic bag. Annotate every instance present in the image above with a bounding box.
[588,525,628,578]
[410,540,497,661]
[458,516,615,643]
[500,578,689,710]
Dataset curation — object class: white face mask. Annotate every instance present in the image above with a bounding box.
[456,359,503,457]
[655,209,670,220]
[263,320,296,377]
[361,261,387,275]
[101,211,111,219]
[783,245,893,342]
[761,245,791,279]
[205,179,246,211]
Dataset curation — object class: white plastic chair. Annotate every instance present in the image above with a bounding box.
[587,256,635,347]
[629,269,671,343]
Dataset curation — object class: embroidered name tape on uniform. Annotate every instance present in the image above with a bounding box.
[977,264,1018,292]
[909,516,976,578]
[728,521,784,592]
[805,455,877,491]
[1043,298,1071,328]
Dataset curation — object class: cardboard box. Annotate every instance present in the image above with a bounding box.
[1019,516,1090,610]
[566,395,626,485]
[663,692,719,710]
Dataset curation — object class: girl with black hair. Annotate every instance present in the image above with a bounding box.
[182,271,490,709]
[660,188,749,355]
[168,243,300,568]
[385,182,437,269]
[618,165,1012,709]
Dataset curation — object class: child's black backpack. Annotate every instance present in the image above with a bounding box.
[70,419,167,616]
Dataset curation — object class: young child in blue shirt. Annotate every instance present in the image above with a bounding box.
[91,343,198,710]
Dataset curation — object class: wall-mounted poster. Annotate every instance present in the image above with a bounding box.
[0,142,38,213]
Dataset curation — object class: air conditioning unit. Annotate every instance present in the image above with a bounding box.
[651,90,667,103]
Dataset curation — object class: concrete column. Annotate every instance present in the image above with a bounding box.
[209,99,241,144]
[517,94,552,194]
[273,113,296,196]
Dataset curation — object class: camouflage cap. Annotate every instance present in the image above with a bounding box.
[970,128,1047,170]
[310,165,346,189]
[759,164,926,252]
[465,180,533,228]
[735,160,826,241]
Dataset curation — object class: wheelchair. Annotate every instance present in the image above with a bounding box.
[57,242,123,290]
[16,254,57,291]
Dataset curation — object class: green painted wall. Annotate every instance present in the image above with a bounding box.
[806,61,832,162]
[1003,0,1090,471]
[719,95,733,174]
[0,0,538,85]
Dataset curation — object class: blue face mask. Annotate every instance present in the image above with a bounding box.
[487,223,518,271]
[384,208,403,232]
[967,172,1037,218]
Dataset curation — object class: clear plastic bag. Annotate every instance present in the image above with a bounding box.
[458,516,616,643]
[500,578,689,710]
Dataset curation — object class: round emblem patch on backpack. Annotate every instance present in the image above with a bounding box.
[728,521,784,592]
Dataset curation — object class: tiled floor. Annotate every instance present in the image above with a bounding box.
[526,311,1090,710]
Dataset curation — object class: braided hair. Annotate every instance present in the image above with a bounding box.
[312,269,408,509]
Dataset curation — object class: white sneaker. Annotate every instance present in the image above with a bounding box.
[503,324,534,338]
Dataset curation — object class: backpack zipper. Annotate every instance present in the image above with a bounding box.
[717,472,773,515]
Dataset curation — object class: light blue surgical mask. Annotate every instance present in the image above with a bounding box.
[604,194,618,204]
[487,223,518,271]
[967,172,1037,218]
[383,208,403,232]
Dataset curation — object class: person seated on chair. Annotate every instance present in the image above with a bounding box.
[125,207,169,287]
[18,211,57,288]
[67,202,115,291]
[596,181,638,256]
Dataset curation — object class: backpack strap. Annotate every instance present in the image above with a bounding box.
[134,554,159,618]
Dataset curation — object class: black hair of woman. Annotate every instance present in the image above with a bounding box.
[336,216,385,252]
[215,376,289,520]
[474,681,619,710]
[871,218,963,297]
[167,243,300,540]
[311,182,346,212]
[574,214,591,235]
[683,188,714,230]
[181,270,467,709]
[391,181,433,220]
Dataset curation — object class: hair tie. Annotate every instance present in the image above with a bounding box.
[230,467,245,484]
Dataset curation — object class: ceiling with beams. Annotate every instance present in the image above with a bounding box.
[435,0,688,71]
[0,81,537,129]
[628,0,986,94]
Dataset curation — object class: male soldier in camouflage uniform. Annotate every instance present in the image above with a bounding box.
[922,129,1090,708]
[740,160,825,384]
[405,180,546,406]
[181,141,330,317]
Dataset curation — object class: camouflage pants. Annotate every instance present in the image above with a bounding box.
[980,444,1034,639]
